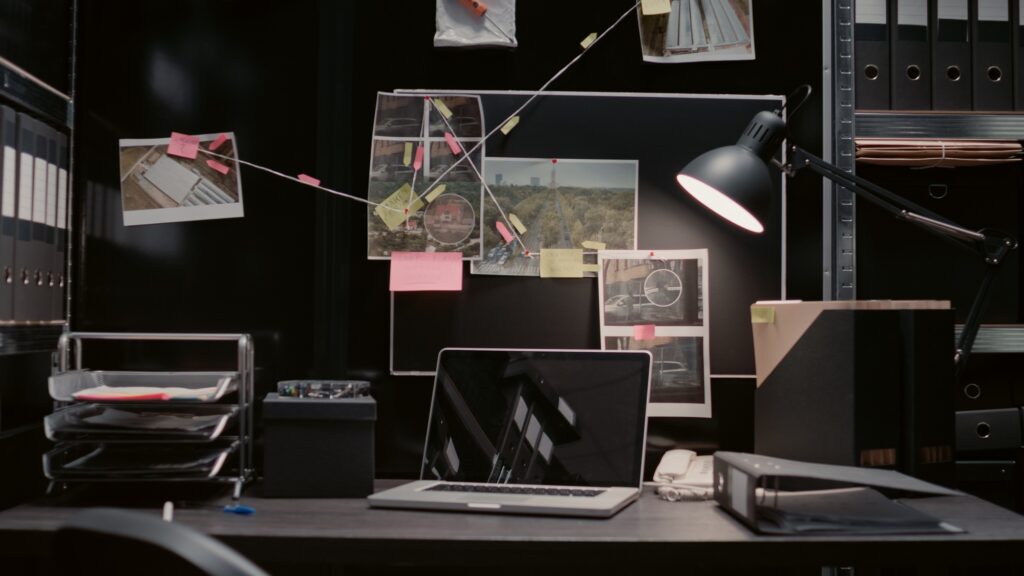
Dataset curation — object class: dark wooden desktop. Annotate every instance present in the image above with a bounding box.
[2,482,1024,574]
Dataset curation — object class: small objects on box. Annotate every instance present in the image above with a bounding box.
[276,380,370,399]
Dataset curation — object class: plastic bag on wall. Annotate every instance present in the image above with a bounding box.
[434,0,517,48]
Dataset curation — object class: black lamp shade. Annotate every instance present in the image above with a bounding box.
[676,144,773,234]
[676,109,786,234]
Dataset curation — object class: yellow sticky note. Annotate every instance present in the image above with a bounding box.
[581,240,606,250]
[509,213,527,235]
[540,249,584,278]
[580,32,597,49]
[582,264,600,273]
[750,306,776,324]
[641,0,671,15]
[425,184,446,203]
[403,142,412,167]
[374,183,424,230]
[434,99,454,119]
[500,116,520,135]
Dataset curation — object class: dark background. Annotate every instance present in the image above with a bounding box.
[2,1,827,496]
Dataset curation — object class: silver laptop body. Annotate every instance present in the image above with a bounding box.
[368,348,652,518]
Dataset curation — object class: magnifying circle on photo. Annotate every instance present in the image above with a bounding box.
[423,194,476,245]
[643,269,682,307]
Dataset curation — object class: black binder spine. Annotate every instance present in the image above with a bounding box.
[973,0,1014,110]
[0,106,15,320]
[13,113,33,320]
[856,0,893,110]
[931,0,973,110]
[891,0,933,109]
[1013,0,1024,108]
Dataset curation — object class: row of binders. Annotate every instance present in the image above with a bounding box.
[0,104,70,322]
[856,0,1024,111]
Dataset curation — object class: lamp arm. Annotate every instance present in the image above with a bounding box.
[782,145,1018,376]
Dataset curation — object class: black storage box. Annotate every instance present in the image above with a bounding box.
[262,393,376,497]
[751,301,955,486]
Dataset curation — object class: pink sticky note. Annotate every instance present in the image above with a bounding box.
[496,221,514,243]
[633,324,656,341]
[390,252,463,292]
[167,132,200,159]
[298,174,320,186]
[413,144,425,171]
[444,132,462,155]
[206,159,230,175]
[209,133,229,151]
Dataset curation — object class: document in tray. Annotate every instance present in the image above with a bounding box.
[72,385,219,402]
[44,403,238,442]
[53,442,235,478]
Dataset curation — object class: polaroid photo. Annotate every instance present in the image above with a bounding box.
[118,133,243,226]
[638,0,755,64]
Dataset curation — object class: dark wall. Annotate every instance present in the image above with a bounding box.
[73,1,351,388]
[349,1,826,476]
[70,1,825,479]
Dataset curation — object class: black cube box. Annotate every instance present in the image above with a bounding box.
[263,393,376,497]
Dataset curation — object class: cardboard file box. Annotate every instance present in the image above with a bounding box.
[750,300,955,486]
[263,393,376,497]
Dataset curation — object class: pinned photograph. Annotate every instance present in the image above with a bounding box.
[473,157,637,277]
[118,132,243,226]
[599,249,710,418]
[605,335,706,408]
[367,92,485,259]
[638,0,754,64]
[601,257,703,326]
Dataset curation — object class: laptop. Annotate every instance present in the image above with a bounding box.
[368,348,652,518]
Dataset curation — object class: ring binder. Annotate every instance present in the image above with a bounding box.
[856,0,892,110]
[973,0,1014,110]
[891,0,932,109]
[931,0,972,110]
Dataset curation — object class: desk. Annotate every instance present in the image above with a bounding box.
[1,482,1024,574]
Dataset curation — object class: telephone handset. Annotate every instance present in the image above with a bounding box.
[651,449,714,501]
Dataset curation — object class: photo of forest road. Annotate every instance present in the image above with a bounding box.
[475,158,637,277]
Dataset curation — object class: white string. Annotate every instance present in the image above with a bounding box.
[412,1,642,205]
[197,148,402,213]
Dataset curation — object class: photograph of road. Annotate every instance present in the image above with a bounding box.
[601,257,702,326]
[599,249,711,418]
[367,92,485,259]
[118,132,243,226]
[605,336,706,406]
[472,157,637,277]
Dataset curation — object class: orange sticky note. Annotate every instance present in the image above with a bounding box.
[298,174,320,186]
[496,221,514,243]
[209,133,229,151]
[206,159,230,175]
[167,132,199,159]
[413,144,424,171]
[633,324,656,341]
[444,132,462,155]
[390,252,463,292]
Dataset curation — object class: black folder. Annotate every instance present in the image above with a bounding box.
[53,130,68,321]
[41,121,59,321]
[856,0,892,109]
[930,0,972,109]
[13,112,34,320]
[1013,0,1024,109]
[891,0,932,109]
[0,106,16,320]
[972,0,1013,110]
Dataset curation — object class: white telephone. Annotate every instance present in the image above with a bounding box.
[651,449,714,501]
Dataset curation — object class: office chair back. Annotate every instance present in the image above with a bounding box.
[55,507,269,576]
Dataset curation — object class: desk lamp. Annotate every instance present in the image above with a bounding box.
[676,86,1017,379]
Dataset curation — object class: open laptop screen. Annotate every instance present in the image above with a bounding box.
[421,349,651,488]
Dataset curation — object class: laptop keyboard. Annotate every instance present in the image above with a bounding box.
[426,483,606,497]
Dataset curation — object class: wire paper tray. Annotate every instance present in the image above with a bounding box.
[48,370,239,403]
[44,403,239,443]
[43,440,239,481]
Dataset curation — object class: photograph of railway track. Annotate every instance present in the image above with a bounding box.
[638,0,754,63]
[472,157,637,277]
[118,132,243,226]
